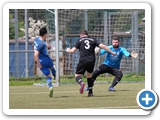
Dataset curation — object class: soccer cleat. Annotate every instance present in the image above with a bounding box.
[85,86,89,91]
[79,82,85,94]
[87,93,93,97]
[108,86,116,92]
[49,87,53,98]
[87,90,93,97]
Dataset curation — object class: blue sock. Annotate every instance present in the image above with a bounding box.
[51,68,56,78]
[46,77,52,88]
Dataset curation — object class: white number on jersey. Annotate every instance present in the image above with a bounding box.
[84,40,90,49]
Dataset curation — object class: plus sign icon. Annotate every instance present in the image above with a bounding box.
[137,89,158,110]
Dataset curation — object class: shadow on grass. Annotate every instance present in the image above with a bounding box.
[116,90,130,91]
[89,95,117,97]
[53,95,75,98]
[117,89,140,91]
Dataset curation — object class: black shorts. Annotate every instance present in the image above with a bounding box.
[76,61,95,74]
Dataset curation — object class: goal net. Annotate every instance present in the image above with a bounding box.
[45,9,145,84]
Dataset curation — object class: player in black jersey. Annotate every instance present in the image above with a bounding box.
[66,30,116,96]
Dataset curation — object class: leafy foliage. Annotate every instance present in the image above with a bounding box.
[9,12,25,39]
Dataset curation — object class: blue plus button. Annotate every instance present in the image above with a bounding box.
[137,89,158,110]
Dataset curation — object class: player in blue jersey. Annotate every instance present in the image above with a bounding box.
[86,37,138,96]
[66,30,116,95]
[34,27,56,98]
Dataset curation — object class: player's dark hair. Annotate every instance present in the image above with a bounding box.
[113,37,120,41]
[39,27,47,36]
[80,30,88,35]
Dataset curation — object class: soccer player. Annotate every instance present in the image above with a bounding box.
[34,27,56,98]
[85,37,138,96]
[66,30,116,96]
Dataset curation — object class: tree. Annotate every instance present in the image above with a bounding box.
[9,13,14,39]
[9,12,25,39]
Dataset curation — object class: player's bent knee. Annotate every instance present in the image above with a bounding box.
[86,72,92,78]
[93,70,101,76]
[92,70,100,79]
[117,72,123,79]
[44,71,50,77]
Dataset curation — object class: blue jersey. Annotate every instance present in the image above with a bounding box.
[34,37,50,62]
[99,45,130,69]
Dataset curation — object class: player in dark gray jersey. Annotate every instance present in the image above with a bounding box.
[75,37,99,62]
[66,30,116,96]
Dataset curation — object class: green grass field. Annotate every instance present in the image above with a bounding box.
[9,82,144,109]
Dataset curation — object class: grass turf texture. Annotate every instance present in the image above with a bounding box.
[9,73,145,86]
[9,82,144,109]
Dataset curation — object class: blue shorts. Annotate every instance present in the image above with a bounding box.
[40,58,54,76]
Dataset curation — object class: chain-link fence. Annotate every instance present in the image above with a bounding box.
[9,9,145,82]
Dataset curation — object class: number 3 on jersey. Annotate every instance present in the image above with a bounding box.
[84,40,90,49]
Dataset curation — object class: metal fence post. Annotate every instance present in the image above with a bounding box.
[55,9,60,86]
[14,9,19,79]
[108,12,112,45]
[25,9,29,77]
[134,11,139,75]
[131,12,135,73]
[104,11,108,45]
[84,9,88,31]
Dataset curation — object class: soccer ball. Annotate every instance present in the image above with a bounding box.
[94,47,100,55]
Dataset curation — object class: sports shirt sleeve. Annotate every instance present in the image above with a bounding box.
[122,48,130,57]
[95,39,101,47]
[99,45,111,56]
[99,49,108,56]
[74,39,80,49]
[34,41,45,52]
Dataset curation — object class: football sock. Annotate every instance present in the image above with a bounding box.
[111,78,119,87]
[46,77,52,88]
[76,76,82,84]
[51,68,56,78]
[87,78,93,94]
[89,89,93,94]
[87,78,93,87]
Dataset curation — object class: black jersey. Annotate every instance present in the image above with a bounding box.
[74,37,101,63]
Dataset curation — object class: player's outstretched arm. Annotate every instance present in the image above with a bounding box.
[66,47,77,54]
[98,43,116,56]
[130,51,138,58]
